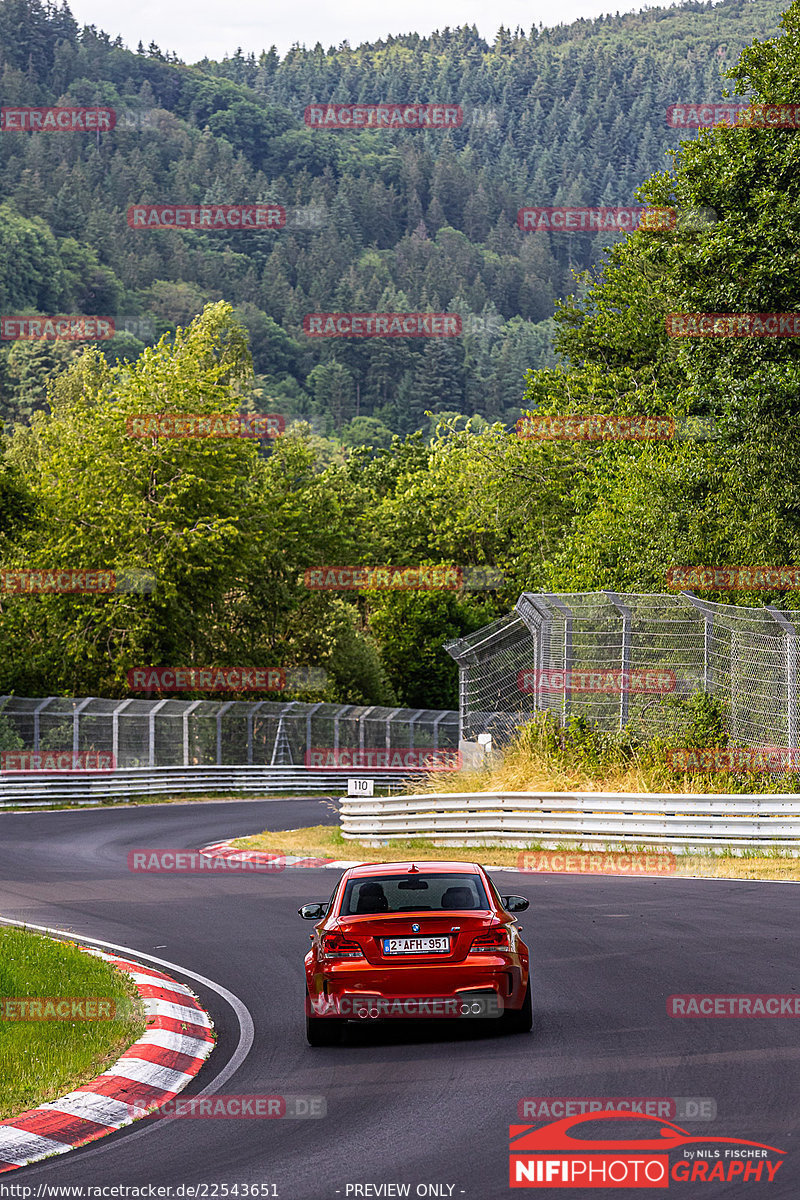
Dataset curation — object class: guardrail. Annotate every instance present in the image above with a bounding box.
[338,791,800,851]
[0,767,411,808]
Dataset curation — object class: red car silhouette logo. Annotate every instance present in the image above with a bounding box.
[510,1110,784,1154]
[510,1113,785,1188]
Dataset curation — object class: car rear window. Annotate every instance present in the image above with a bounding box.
[340,872,489,916]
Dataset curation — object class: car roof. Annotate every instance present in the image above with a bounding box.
[343,861,483,878]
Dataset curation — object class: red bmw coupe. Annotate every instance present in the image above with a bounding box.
[299,860,531,1045]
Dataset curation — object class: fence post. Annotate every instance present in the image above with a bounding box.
[305,702,324,765]
[112,698,133,767]
[604,591,632,731]
[385,707,402,751]
[767,607,798,753]
[432,710,448,752]
[333,704,356,759]
[148,699,168,767]
[358,706,377,753]
[682,591,714,692]
[215,702,234,765]
[516,594,553,717]
[73,697,92,754]
[33,697,54,752]
[542,595,574,725]
[730,631,740,743]
[183,699,203,766]
[407,708,424,750]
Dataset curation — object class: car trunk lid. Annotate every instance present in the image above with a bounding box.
[336,912,497,963]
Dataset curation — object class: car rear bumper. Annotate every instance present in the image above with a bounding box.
[306,957,526,1019]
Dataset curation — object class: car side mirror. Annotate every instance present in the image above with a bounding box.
[501,895,529,913]
[298,902,328,919]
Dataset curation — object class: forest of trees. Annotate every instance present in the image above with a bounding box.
[1,0,800,708]
[0,0,785,435]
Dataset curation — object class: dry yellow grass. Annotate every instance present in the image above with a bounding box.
[231,718,800,883]
[232,826,800,883]
[407,754,781,796]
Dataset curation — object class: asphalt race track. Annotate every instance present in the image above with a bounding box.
[1,798,798,1198]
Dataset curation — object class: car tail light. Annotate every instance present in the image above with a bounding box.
[470,927,511,952]
[321,933,363,959]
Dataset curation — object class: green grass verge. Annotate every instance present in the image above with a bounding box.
[0,927,146,1120]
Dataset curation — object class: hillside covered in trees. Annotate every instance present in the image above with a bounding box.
[0,0,785,436]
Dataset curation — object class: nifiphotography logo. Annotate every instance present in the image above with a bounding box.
[509,1112,785,1187]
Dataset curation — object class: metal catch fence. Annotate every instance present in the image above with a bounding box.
[0,697,458,770]
[445,591,800,749]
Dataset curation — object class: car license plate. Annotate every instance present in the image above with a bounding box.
[382,936,450,954]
